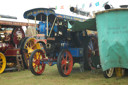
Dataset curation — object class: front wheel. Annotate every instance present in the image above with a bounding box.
[103,68,114,78]
[57,50,73,77]
[29,49,46,75]
[0,53,6,74]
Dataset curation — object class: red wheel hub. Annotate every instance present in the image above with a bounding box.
[32,51,45,74]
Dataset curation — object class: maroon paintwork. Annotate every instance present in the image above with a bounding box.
[12,28,25,45]
[5,48,20,56]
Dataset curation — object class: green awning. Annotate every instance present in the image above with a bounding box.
[71,18,96,31]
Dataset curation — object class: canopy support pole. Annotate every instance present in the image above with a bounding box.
[48,17,57,37]
[41,15,42,21]
[27,19,29,27]
[46,16,49,36]
[34,17,37,29]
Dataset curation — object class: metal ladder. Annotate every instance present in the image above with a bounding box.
[16,55,24,71]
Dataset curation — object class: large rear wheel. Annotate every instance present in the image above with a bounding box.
[57,50,73,77]
[88,35,100,70]
[22,38,41,68]
[0,53,6,74]
[29,49,46,75]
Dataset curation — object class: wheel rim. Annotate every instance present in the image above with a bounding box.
[0,53,6,74]
[61,50,73,75]
[23,38,40,67]
[32,50,45,74]
[106,68,114,78]
[36,42,46,54]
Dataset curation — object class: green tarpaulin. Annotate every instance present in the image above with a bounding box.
[96,9,128,71]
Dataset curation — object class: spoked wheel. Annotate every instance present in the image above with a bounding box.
[29,49,46,75]
[103,68,114,78]
[0,53,6,74]
[57,50,73,77]
[88,35,100,70]
[22,37,41,68]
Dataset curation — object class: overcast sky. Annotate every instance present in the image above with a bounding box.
[0,0,127,23]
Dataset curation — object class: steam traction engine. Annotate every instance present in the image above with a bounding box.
[0,20,35,73]
[0,26,24,73]
[23,8,92,77]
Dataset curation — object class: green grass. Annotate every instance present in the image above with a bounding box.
[0,64,128,85]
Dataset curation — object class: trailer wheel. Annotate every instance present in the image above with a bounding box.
[0,53,6,74]
[57,50,73,77]
[103,68,114,78]
[29,49,46,75]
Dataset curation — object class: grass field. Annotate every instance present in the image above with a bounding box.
[0,64,128,85]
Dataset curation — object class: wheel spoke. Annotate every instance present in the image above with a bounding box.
[61,60,65,65]
[62,54,65,61]
[34,66,38,72]
[61,64,65,70]
[31,44,36,49]
[37,65,42,73]
[64,65,67,74]
[68,58,72,62]
[38,52,41,59]
[25,44,29,49]
[35,52,39,59]
[37,66,40,72]
[34,53,37,60]
[33,60,37,64]
[25,40,35,49]
[33,64,36,69]
[106,68,113,77]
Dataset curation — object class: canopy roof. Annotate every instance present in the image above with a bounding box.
[23,8,55,21]
[23,8,86,22]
